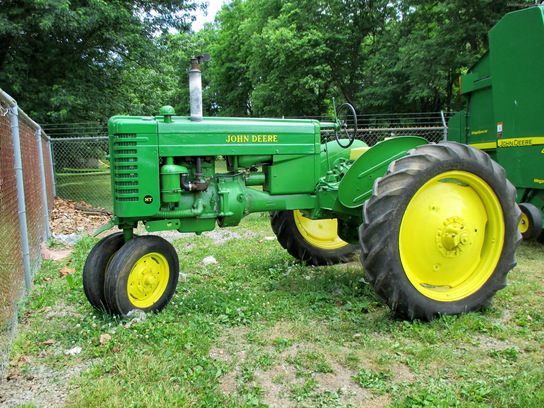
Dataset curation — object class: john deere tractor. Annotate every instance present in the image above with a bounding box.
[83,52,521,321]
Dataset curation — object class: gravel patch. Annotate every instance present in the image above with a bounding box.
[0,360,94,407]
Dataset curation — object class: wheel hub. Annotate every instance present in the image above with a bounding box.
[131,264,160,299]
[437,216,470,256]
[142,269,157,289]
[519,213,529,233]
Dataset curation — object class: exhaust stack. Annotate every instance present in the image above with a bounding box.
[189,53,211,122]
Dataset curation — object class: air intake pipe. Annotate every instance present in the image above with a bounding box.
[189,53,211,122]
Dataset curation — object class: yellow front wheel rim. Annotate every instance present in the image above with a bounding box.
[127,252,170,308]
[293,210,349,250]
[399,171,504,302]
[519,212,530,234]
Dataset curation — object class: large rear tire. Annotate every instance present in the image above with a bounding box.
[104,235,179,316]
[359,142,521,320]
[271,210,358,265]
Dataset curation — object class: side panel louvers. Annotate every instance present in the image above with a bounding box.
[113,135,139,203]
[111,133,160,217]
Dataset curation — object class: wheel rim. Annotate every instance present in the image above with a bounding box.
[519,212,530,234]
[293,210,349,250]
[399,171,504,302]
[127,252,170,308]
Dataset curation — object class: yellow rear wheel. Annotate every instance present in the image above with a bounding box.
[359,142,521,320]
[271,210,358,265]
[293,210,350,250]
[399,171,504,302]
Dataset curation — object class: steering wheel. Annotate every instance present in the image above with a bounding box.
[334,103,358,148]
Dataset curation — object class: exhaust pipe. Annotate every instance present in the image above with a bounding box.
[189,53,211,122]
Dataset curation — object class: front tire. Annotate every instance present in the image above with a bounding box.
[359,142,521,320]
[271,210,358,265]
[83,232,125,312]
[104,235,179,316]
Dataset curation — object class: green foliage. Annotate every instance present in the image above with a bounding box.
[202,0,397,117]
[2,0,538,122]
[360,0,529,113]
[200,0,535,116]
[0,0,201,122]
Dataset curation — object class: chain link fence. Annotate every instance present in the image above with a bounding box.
[358,111,452,145]
[319,111,451,146]
[45,124,111,211]
[0,89,54,377]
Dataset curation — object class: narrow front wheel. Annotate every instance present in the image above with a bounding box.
[104,235,179,316]
[83,232,126,312]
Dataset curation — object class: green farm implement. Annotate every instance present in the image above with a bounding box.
[449,5,544,241]
[84,46,522,320]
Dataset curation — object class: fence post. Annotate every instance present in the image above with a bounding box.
[37,128,51,240]
[8,102,32,290]
[49,139,57,197]
[440,111,448,140]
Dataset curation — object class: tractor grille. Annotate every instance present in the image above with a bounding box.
[112,133,140,203]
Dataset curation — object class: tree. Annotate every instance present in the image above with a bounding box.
[202,0,536,117]
[3,0,535,122]
[0,0,201,122]
[360,0,535,113]
[203,0,395,117]
[201,0,288,117]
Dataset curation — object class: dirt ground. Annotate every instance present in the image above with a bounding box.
[36,197,114,261]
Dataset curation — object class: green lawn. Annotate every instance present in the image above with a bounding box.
[10,215,544,407]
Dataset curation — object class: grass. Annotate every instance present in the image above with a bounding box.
[9,215,544,407]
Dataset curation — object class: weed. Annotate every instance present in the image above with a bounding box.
[45,238,66,249]
[286,349,334,376]
[352,368,393,394]
[272,336,294,352]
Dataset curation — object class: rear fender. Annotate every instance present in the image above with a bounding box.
[338,137,428,209]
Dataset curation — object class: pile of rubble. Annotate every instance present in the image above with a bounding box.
[49,197,111,236]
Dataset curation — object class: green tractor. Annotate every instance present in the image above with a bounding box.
[83,52,521,321]
[449,5,544,242]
